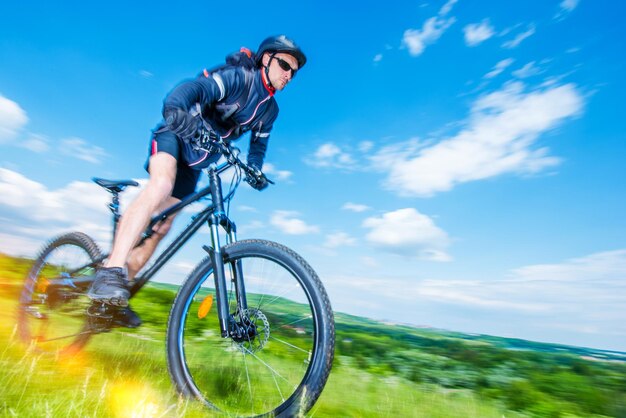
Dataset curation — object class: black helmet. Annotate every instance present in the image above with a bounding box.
[256,35,307,69]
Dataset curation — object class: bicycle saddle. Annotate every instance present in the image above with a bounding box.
[92,177,139,193]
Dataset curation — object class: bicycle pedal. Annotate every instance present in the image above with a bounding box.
[87,303,113,319]
[110,306,142,329]
[25,306,48,320]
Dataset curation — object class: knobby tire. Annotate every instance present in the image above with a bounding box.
[16,232,102,355]
[166,239,335,417]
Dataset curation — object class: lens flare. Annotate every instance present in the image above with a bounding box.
[108,379,165,418]
[56,350,89,375]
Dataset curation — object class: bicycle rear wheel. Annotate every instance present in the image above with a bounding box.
[167,239,335,417]
[17,232,102,355]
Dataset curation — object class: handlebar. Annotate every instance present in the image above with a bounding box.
[196,128,274,185]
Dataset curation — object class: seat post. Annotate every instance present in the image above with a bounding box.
[92,177,139,241]
[109,191,121,239]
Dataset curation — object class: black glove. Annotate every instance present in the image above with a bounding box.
[197,129,221,154]
[245,166,269,191]
[164,108,200,141]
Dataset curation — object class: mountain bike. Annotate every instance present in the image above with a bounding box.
[16,129,335,417]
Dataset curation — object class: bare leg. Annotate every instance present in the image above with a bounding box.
[126,195,180,281]
[105,153,178,271]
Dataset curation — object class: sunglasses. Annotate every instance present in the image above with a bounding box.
[274,57,297,77]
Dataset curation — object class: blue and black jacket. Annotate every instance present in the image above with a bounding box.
[161,65,278,169]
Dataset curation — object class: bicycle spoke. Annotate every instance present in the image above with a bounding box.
[174,242,334,416]
[269,336,311,355]
[253,282,302,309]
[17,233,102,355]
[239,344,290,384]
[242,350,254,411]
[270,362,285,403]
[277,314,313,329]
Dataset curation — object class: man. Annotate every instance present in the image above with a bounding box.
[87,35,306,326]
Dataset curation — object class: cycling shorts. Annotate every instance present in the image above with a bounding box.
[145,129,201,199]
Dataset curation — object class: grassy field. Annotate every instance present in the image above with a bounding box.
[1,253,624,417]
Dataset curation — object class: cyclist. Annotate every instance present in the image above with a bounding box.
[87,35,307,326]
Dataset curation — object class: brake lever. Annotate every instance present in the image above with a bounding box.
[243,165,274,186]
[197,126,276,186]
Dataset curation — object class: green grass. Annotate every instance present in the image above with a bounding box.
[1,253,624,417]
[1,293,441,418]
[0,319,514,418]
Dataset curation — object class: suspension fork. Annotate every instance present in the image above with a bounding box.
[204,168,248,338]
[228,232,249,314]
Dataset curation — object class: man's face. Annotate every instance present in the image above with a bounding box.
[263,52,299,91]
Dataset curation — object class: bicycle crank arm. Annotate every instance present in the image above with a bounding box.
[36,329,95,343]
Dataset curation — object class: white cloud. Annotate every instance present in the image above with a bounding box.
[359,141,374,153]
[19,133,50,153]
[324,249,626,349]
[270,210,319,235]
[237,205,258,213]
[416,249,626,326]
[139,70,154,78]
[237,220,265,235]
[560,0,580,12]
[0,94,108,162]
[403,19,456,56]
[415,279,548,312]
[306,142,356,169]
[484,58,515,79]
[342,202,371,213]
[60,137,108,164]
[171,260,197,274]
[511,249,626,283]
[402,0,457,57]
[324,232,357,249]
[0,168,115,256]
[439,0,458,16]
[463,19,495,47]
[502,23,536,49]
[262,162,292,182]
[360,256,379,268]
[362,208,451,261]
[0,94,28,142]
[555,0,580,19]
[370,81,584,197]
[316,143,341,159]
[0,232,44,257]
[373,54,383,63]
[512,61,544,79]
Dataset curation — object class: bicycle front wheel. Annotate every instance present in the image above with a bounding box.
[167,239,335,417]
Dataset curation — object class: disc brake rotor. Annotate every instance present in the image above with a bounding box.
[233,308,270,353]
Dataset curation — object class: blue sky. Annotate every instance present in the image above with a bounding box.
[1,0,625,351]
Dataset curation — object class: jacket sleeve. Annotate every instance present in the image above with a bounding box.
[247,132,270,170]
[247,103,278,170]
[162,69,240,115]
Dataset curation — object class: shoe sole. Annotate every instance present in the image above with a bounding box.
[87,295,129,307]
[113,321,141,329]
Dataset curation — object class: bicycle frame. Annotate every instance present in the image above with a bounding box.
[20,131,335,416]
[55,158,249,339]
[132,162,247,338]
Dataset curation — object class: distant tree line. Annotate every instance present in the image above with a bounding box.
[334,322,626,417]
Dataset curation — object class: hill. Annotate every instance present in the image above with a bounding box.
[1,253,625,417]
